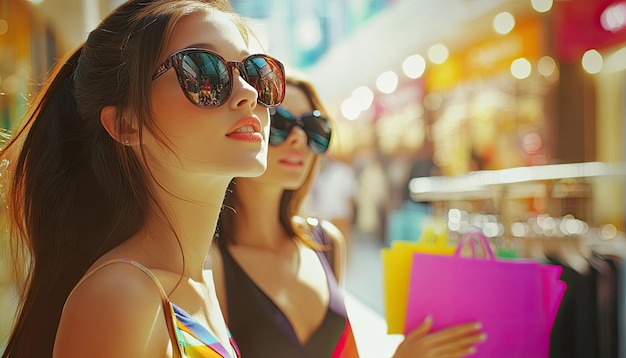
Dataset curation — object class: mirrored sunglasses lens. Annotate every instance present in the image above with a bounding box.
[308,136,330,154]
[182,52,230,108]
[269,128,289,146]
[271,108,296,129]
[245,56,285,107]
[269,108,294,146]
[302,115,332,153]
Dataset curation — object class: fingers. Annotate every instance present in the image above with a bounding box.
[448,330,487,349]
[428,330,487,357]
[405,315,434,339]
[397,319,486,358]
[422,322,483,347]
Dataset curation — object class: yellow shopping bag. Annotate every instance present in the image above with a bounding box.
[381,223,456,334]
[413,224,456,255]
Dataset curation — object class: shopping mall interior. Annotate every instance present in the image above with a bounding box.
[1,0,625,356]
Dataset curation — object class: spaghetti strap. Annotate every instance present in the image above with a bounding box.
[65,258,184,358]
[68,258,170,302]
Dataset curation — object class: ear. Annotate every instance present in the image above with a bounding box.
[100,105,139,146]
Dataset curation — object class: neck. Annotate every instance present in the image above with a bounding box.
[230,178,291,250]
[138,173,232,281]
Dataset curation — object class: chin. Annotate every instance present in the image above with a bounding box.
[247,163,267,178]
[237,159,267,178]
[275,173,307,189]
[218,149,267,177]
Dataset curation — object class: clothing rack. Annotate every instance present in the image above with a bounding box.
[409,162,626,197]
[404,162,626,358]
[407,161,626,229]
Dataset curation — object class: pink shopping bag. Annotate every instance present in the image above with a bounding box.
[404,229,566,358]
[540,264,567,331]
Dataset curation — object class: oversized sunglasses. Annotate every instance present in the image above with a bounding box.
[153,48,286,109]
[269,107,332,154]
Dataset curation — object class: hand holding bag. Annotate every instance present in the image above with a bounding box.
[404,229,566,358]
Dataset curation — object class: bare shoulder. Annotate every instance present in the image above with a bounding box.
[291,214,310,232]
[292,215,345,246]
[319,219,345,244]
[54,261,170,357]
[307,217,348,285]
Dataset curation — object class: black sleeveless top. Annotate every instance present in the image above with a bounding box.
[218,224,348,358]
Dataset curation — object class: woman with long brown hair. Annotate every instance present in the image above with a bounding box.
[1,1,285,356]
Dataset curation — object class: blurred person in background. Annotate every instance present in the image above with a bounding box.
[302,154,359,251]
[402,141,440,205]
[0,0,286,357]
[208,72,486,358]
[356,144,391,240]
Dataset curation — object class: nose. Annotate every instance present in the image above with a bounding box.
[286,125,308,148]
[230,66,258,110]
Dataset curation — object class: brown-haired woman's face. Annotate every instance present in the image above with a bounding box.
[249,83,317,190]
[147,9,271,179]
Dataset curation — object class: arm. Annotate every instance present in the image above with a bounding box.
[53,264,172,358]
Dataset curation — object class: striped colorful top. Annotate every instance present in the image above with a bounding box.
[69,258,240,358]
[171,302,240,357]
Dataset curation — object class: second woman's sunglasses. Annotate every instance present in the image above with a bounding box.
[269,107,332,154]
[153,48,286,109]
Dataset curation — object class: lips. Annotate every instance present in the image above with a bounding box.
[226,115,263,142]
[233,125,256,134]
[278,153,304,166]
[226,116,262,136]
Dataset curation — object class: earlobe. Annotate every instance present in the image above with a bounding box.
[100,105,138,146]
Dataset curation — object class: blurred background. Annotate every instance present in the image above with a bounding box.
[1,0,625,356]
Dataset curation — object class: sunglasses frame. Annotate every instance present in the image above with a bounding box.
[153,48,285,109]
[269,107,332,154]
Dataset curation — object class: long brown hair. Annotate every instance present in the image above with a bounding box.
[217,71,334,246]
[1,1,248,356]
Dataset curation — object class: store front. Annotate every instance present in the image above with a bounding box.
[373,79,425,155]
[0,0,60,131]
[422,16,552,176]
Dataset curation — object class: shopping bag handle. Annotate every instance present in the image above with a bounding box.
[454,229,495,260]
[417,226,447,247]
